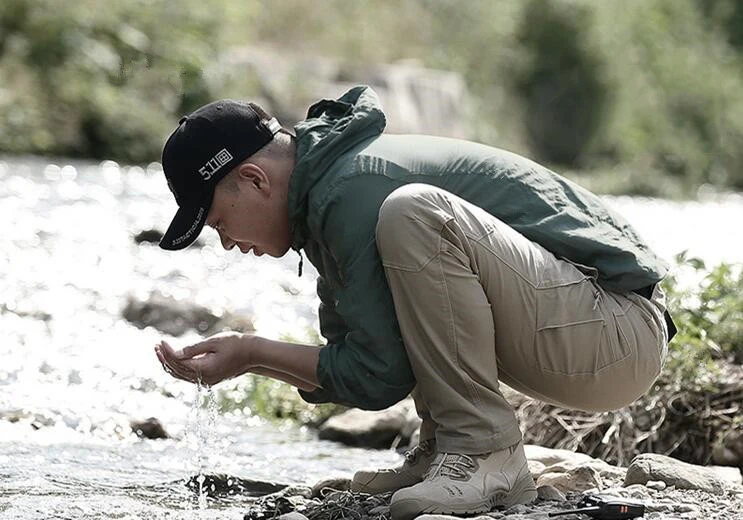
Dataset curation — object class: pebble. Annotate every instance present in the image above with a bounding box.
[536,485,566,502]
[674,503,700,513]
[623,483,651,499]
[277,513,308,520]
[646,480,667,491]
[502,504,529,515]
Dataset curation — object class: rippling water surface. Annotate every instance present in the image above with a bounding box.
[1,156,741,519]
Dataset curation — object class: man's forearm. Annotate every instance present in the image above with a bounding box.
[248,336,322,391]
[251,367,317,392]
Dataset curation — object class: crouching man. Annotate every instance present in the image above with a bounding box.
[154,86,674,520]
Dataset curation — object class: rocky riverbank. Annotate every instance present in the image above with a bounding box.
[238,446,742,520]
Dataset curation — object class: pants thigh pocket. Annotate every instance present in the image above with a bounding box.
[534,282,631,375]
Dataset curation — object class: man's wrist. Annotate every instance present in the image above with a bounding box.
[239,333,259,373]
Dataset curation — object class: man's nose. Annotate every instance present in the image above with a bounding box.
[218,230,235,250]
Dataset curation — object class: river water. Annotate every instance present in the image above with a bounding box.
[0,156,741,519]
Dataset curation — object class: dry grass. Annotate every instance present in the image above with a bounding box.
[511,374,743,467]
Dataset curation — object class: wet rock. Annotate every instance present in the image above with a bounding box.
[244,495,296,520]
[536,465,602,493]
[130,417,169,439]
[269,485,313,500]
[122,292,255,337]
[311,477,351,499]
[67,369,82,385]
[0,303,51,322]
[218,312,256,334]
[318,398,420,449]
[537,484,566,501]
[624,453,727,494]
[1,408,55,429]
[188,474,286,498]
[133,229,163,244]
[122,292,220,336]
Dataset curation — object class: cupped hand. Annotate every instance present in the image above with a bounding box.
[154,332,252,386]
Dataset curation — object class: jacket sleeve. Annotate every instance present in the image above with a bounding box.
[298,180,416,410]
[316,275,348,345]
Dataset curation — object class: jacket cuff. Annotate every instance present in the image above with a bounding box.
[297,387,336,404]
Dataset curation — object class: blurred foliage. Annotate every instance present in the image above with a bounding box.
[217,327,340,424]
[2,0,743,194]
[0,0,249,161]
[515,0,611,165]
[217,375,344,426]
[661,254,743,387]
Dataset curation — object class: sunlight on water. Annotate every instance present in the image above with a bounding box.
[0,156,406,519]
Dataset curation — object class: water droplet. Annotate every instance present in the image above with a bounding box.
[44,164,61,181]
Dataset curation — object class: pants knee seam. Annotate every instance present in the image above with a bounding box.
[438,249,483,408]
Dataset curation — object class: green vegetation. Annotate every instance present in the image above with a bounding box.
[2,0,743,195]
[662,254,743,386]
[216,375,343,426]
[216,327,342,425]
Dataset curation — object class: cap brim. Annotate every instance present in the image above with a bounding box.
[159,202,209,251]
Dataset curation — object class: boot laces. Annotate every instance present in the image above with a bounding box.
[426,453,477,481]
[403,439,435,464]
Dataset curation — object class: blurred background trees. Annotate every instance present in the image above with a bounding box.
[1,0,743,195]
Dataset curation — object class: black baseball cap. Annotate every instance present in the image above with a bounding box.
[159,99,281,251]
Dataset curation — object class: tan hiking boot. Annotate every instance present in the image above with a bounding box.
[351,439,437,494]
[389,439,537,520]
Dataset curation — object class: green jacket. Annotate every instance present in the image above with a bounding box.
[287,86,668,410]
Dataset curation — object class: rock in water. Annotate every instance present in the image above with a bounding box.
[130,417,169,439]
[122,292,220,336]
[624,453,727,494]
[187,474,286,498]
[133,229,163,244]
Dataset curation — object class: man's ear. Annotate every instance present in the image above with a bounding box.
[237,163,270,193]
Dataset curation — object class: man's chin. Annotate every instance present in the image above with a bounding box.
[273,244,292,258]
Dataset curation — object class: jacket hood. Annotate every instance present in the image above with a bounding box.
[288,85,386,250]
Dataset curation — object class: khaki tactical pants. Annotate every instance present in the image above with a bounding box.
[375,184,668,454]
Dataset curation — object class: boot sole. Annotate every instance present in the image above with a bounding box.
[390,474,537,520]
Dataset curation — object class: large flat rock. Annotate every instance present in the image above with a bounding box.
[624,453,731,494]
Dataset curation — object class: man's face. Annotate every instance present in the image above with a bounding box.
[205,166,292,258]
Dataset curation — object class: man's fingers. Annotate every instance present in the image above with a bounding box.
[155,343,201,383]
[176,342,214,360]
